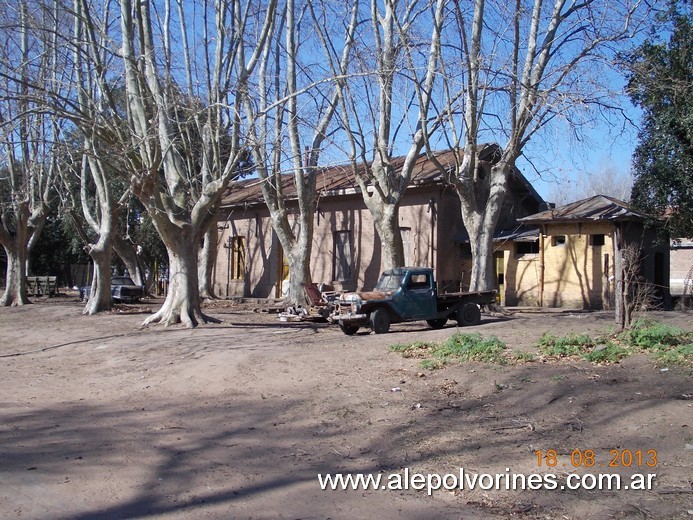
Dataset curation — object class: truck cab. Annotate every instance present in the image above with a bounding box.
[329,267,496,335]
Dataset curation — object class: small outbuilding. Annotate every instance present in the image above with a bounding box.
[517,195,670,310]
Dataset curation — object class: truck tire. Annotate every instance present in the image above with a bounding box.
[426,318,447,329]
[370,308,390,334]
[339,323,360,335]
[457,303,481,326]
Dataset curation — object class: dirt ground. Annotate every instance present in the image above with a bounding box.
[0,294,691,520]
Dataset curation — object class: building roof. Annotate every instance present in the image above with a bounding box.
[455,225,540,244]
[221,145,542,208]
[518,195,650,225]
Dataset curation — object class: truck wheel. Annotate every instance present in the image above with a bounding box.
[457,303,481,326]
[339,323,360,335]
[370,308,390,334]
[426,318,447,329]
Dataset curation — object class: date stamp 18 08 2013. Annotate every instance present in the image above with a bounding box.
[535,449,658,469]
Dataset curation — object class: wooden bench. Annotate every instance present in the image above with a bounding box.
[26,275,58,296]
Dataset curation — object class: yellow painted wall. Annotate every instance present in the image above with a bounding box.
[541,223,614,309]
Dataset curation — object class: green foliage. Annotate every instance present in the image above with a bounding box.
[29,216,88,285]
[624,3,693,238]
[582,343,630,364]
[389,333,507,369]
[535,320,691,365]
[537,332,629,364]
[513,351,537,362]
[620,319,692,365]
[621,319,687,348]
[536,332,594,357]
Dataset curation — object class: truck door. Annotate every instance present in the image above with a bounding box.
[395,271,437,319]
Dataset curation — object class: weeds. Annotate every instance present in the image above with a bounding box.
[390,320,691,370]
[534,320,691,366]
[620,319,692,365]
[389,333,507,369]
[582,343,630,363]
[536,333,594,357]
[514,351,536,363]
[621,319,687,349]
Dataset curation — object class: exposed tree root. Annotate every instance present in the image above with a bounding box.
[0,295,31,307]
[142,302,221,328]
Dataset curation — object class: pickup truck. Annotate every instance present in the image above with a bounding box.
[329,267,496,335]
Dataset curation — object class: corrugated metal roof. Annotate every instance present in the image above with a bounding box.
[220,144,537,208]
[518,195,650,224]
[455,226,540,244]
[221,149,456,207]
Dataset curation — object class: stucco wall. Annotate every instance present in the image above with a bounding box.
[670,240,693,296]
[540,222,615,309]
[214,186,445,298]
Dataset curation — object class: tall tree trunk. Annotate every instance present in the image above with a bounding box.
[453,156,508,292]
[0,244,29,306]
[198,224,218,300]
[366,201,404,270]
[0,202,48,306]
[143,223,219,327]
[467,219,496,292]
[286,242,312,306]
[83,237,113,315]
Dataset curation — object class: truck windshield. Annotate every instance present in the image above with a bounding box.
[375,273,404,292]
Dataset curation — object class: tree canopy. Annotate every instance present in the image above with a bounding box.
[626,3,693,238]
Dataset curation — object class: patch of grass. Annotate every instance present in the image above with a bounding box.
[582,342,630,364]
[620,319,692,366]
[536,333,631,364]
[388,341,437,358]
[420,359,444,370]
[536,332,594,357]
[390,333,507,369]
[513,351,536,363]
[652,343,693,365]
[433,333,507,364]
[621,319,687,349]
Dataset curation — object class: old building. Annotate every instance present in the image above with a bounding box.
[670,238,693,307]
[213,147,545,299]
[515,195,670,309]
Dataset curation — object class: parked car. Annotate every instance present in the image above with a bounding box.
[80,276,145,302]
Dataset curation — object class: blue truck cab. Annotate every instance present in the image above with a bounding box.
[329,267,496,335]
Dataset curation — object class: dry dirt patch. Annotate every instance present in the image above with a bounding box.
[0,298,691,519]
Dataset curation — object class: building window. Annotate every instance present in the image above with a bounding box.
[552,235,566,247]
[333,230,353,282]
[230,236,245,280]
[516,240,539,256]
[590,234,605,247]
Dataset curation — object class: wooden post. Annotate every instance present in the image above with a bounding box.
[614,224,625,330]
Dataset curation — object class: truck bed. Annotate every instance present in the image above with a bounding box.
[436,289,497,312]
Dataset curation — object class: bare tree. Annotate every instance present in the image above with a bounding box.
[335,0,446,270]
[614,238,656,329]
[547,165,634,206]
[431,0,651,291]
[0,0,61,306]
[241,0,358,306]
